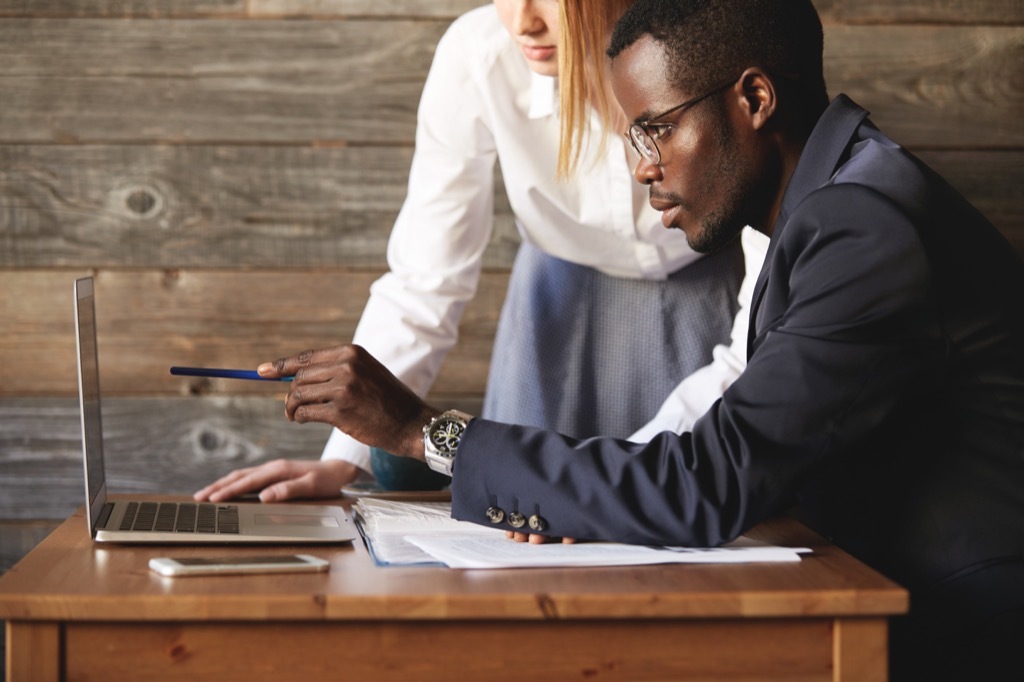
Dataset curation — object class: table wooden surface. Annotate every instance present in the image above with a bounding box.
[0,496,907,682]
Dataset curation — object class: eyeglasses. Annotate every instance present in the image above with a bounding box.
[625,76,741,166]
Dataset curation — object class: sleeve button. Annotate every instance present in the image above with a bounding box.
[485,506,505,524]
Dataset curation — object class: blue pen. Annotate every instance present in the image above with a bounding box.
[170,367,294,382]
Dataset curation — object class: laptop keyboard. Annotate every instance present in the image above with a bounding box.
[108,501,240,534]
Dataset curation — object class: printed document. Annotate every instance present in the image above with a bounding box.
[355,499,810,569]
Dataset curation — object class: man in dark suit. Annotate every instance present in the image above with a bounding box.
[257,0,1022,677]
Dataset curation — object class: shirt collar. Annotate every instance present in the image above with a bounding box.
[528,72,558,119]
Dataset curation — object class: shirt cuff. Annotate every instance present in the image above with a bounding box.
[320,427,373,474]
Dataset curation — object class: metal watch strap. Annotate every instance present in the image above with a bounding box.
[422,409,472,477]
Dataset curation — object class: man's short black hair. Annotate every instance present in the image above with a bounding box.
[608,0,829,119]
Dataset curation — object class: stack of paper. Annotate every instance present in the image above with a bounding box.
[353,498,502,566]
[354,499,811,569]
[406,534,811,569]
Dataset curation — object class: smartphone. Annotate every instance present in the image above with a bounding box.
[148,554,329,577]
[341,481,452,501]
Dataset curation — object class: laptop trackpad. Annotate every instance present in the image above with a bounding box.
[255,514,340,528]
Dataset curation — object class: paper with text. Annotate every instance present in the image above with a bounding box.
[355,499,810,569]
[405,534,809,569]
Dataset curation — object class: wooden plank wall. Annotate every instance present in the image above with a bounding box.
[1,0,1021,580]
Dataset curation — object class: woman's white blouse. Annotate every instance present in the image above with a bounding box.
[321,6,765,470]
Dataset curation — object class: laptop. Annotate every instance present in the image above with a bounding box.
[74,276,356,543]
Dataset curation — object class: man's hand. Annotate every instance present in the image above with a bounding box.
[258,344,439,460]
[194,458,361,503]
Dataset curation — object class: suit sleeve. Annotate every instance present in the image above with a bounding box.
[451,184,938,546]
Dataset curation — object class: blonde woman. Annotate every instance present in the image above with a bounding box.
[196,0,763,502]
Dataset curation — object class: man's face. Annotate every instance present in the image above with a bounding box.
[611,35,759,253]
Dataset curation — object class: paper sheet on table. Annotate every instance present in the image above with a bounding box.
[405,533,810,569]
[354,498,503,566]
[355,499,810,569]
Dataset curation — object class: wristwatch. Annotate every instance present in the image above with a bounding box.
[422,409,473,476]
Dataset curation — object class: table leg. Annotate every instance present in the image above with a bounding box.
[833,617,888,682]
[7,620,60,682]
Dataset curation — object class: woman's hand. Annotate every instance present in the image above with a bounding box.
[194,458,361,503]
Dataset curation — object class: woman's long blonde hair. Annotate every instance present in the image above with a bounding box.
[557,0,634,178]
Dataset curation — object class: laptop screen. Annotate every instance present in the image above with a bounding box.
[74,277,107,518]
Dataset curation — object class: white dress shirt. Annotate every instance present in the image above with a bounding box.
[628,227,768,441]
[321,6,766,470]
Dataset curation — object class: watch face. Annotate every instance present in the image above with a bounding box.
[428,417,464,456]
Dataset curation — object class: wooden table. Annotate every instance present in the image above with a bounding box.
[0,497,906,682]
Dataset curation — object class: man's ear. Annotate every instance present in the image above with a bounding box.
[737,68,777,131]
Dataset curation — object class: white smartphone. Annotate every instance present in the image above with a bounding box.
[148,554,329,577]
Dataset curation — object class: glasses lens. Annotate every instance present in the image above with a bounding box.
[628,125,659,164]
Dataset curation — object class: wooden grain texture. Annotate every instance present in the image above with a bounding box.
[61,619,837,682]
[0,18,445,144]
[0,511,907,681]
[0,0,247,17]
[1,20,1020,148]
[0,144,519,269]
[0,522,59,572]
[5,621,59,682]
[833,618,889,682]
[0,510,907,621]
[0,396,329,520]
[1,145,1016,267]
[0,0,483,19]
[0,269,509,397]
[0,395,482,521]
[814,0,1024,25]
[250,0,484,18]
[0,0,1018,24]
[822,26,1023,148]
